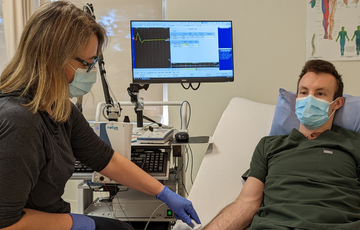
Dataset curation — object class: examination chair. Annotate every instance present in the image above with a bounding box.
[174,97,275,229]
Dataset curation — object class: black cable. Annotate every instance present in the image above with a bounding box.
[182,183,189,196]
[114,192,133,229]
[181,83,201,90]
[181,83,191,90]
[190,83,201,90]
[143,115,162,127]
[85,180,95,191]
[99,184,133,230]
[117,101,123,117]
[127,87,137,102]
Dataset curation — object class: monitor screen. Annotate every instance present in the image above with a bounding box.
[130,20,234,84]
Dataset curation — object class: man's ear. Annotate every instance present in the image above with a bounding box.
[334,97,344,110]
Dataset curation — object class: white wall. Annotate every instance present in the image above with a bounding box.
[165,0,360,191]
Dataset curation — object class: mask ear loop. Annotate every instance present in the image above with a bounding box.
[68,63,76,72]
[328,97,340,118]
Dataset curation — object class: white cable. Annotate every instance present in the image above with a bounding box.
[180,101,191,130]
[82,4,93,16]
[144,203,166,230]
[188,144,194,185]
[185,145,190,173]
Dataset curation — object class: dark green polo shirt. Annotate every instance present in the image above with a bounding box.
[243,125,360,230]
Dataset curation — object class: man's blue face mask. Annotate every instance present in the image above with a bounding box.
[295,95,338,130]
[68,63,97,98]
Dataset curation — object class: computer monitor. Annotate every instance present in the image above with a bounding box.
[130,20,234,84]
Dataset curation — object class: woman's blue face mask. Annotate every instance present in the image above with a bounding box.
[295,95,338,130]
[68,63,97,98]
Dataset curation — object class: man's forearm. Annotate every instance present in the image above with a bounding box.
[204,199,257,230]
[3,209,73,230]
[204,177,264,230]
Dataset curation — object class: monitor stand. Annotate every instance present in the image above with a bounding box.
[128,83,149,128]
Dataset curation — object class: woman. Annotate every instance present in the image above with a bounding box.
[0,1,200,230]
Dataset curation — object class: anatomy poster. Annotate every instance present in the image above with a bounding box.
[306,0,360,61]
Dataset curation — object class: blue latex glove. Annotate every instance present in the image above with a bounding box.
[156,186,201,225]
[69,213,95,230]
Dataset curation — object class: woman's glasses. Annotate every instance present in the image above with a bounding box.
[75,56,98,73]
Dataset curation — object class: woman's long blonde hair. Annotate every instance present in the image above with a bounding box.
[0,1,107,122]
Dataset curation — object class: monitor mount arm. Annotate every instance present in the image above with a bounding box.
[83,3,121,122]
[127,83,149,128]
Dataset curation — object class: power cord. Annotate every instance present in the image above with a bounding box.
[144,203,166,230]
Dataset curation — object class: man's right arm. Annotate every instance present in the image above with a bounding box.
[204,176,264,230]
[2,209,73,230]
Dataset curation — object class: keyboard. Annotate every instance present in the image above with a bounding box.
[73,150,169,180]
[131,149,168,177]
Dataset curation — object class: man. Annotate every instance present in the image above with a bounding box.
[205,59,360,230]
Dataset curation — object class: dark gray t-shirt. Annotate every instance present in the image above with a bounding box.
[0,91,114,228]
